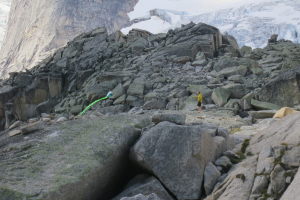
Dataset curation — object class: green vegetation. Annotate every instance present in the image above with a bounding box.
[273,148,285,166]
[241,139,250,154]
[231,151,246,164]
[230,127,241,134]
[235,173,246,182]
[261,191,272,200]
[254,172,270,177]
[246,151,254,156]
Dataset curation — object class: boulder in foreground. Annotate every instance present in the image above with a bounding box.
[131,121,233,200]
[0,115,151,200]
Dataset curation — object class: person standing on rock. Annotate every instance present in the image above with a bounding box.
[197,92,203,111]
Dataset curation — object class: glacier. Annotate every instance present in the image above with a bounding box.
[123,0,300,48]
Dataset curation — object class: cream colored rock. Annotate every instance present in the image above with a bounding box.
[8,129,22,137]
[273,107,298,118]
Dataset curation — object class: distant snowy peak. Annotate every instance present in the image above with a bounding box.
[122,0,300,48]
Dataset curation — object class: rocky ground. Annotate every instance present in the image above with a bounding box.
[0,22,299,200]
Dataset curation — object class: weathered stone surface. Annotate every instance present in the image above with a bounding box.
[56,116,67,122]
[204,162,221,195]
[127,79,145,97]
[70,105,83,115]
[205,156,258,200]
[240,46,252,57]
[251,99,281,110]
[251,175,269,194]
[249,110,276,119]
[85,79,118,101]
[120,194,161,200]
[113,175,173,200]
[112,84,125,99]
[131,122,224,200]
[8,120,22,130]
[249,113,300,151]
[126,96,144,107]
[256,146,274,174]
[187,85,212,97]
[143,100,166,110]
[152,113,186,125]
[281,146,300,168]
[213,57,239,72]
[256,68,300,107]
[98,105,127,115]
[20,121,43,135]
[212,88,231,107]
[269,165,286,198]
[8,129,22,137]
[228,75,244,83]
[114,95,127,105]
[205,113,300,200]
[215,156,232,170]
[281,168,300,200]
[0,115,151,200]
[218,65,248,78]
[213,136,228,159]
[223,84,246,99]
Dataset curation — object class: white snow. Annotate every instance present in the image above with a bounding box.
[122,0,300,48]
[128,0,273,18]
[122,16,172,34]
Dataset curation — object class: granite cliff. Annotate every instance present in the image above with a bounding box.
[0,0,138,78]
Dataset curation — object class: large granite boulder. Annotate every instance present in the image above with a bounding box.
[281,168,300,200]
[218,65,248,78]
[151,23,223,59]
[256,68,300,107]
[251,99,281,110]
[206,113,300,200]
[0,114,151,200]
[131,121,232,200]
[212,88,231,107]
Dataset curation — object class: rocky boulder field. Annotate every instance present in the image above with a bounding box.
[0,22,299,200]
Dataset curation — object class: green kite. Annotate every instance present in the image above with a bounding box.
[79,91,113,116]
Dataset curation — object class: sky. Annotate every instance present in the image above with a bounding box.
[129,0,272,18]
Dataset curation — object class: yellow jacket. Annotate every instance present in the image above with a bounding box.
[197,93,203,103]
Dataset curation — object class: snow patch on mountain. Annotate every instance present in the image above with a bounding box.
[123,0,300,48]
[0,0,10,48]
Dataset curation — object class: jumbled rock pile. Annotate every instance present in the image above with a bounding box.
[0,22,300,131]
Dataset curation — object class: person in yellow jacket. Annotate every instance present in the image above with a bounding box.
[197,92,203,110]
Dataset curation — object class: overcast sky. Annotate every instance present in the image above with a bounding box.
[129,0,272,18]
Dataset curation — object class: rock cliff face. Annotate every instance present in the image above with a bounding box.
[0,0,10,47]
[0,0,138,78]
